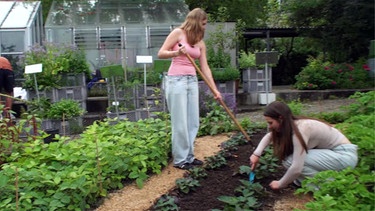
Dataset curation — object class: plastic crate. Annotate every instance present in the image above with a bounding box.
[242,68,271,81]
[60,73,86,87]
[243,80,272,93]
[27,89,56,101]
[215,80,236,94]
[54,86,87,101]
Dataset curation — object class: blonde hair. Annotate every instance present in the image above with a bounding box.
[180,8,207,46]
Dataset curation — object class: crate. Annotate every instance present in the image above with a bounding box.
[242,68,272,81]
[243,80,272,93]
[54,86,87,102]
[216,80,236,94]
[27,89,56,101]
[60,73,86,87]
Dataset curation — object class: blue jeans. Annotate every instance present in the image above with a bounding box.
[283,144,358,183]
[165,75,199,166]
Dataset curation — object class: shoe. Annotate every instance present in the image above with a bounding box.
[174,163,193,170]
[191,159,203,166]
[293,179,301,187]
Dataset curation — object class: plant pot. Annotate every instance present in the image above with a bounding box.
[44,128,59,144]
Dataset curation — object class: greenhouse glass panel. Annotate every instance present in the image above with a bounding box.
[45,0,189,69]
[0,1,43,82]
[2,2,39,28]
[0,2,14,24]
[0,31,25,53]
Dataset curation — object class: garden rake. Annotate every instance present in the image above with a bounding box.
[179,44,251,141]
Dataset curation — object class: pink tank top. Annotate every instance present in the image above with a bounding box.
[168,35,201,76]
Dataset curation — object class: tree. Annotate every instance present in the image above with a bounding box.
[285,0,375,62]
[185,0,267,27]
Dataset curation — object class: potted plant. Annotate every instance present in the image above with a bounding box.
[238,50,256,69]
[22,42,91,91]
[46,99,85,135]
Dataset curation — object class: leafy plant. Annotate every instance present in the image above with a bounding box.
[312,111,348,124]
[187,167,207,180]
[254,147,280,180]
[211,67,240,82]
[287,99,304,115]
[46,99,85,120]
[199,101,234,136]
[294,55,374,90]
[346,91,375,116]
[204,152,227,170]
[175,177,200,194]
[26,97,52,119]
[295,168,375,211]
[238,50,256,69]
[217,180,263,210]
[23,42,90,90]
[152,194,179,211]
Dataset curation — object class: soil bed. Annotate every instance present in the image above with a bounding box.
[149,131,312,211]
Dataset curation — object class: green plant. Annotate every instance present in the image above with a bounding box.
[295,168,375,211]
[312,111,348,124]
[152,194,179,211]
[23,42,90,90]
[204,152,227,170]
[46,99,85,120]
[26,97,52,119]
[238,50,256,68]
[287,99,304,115]
[175,177,200,194]
[346,91,375,116]
[206,7,238,69]
[254,147,280,180]
[217,180,263,210]
[294,55,374,90]
[198,101,234,136]
[211,67,240,82]
[187,167,208,180]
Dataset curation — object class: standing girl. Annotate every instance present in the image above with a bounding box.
[158,8,222,170]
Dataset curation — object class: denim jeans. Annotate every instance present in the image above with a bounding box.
[283,144,358,183]
[165,75,199,166]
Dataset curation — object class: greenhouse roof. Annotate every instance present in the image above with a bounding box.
[0,1,41,29]
[45,0,189,28]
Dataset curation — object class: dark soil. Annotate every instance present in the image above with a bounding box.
[149,130,303,211]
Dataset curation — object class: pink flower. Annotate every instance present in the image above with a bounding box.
[363,64,371,71]
[308,83,313,87]
[348,65,354,71]
[324,66,330,70]
[337,69,343,73]
[331,81,337,85]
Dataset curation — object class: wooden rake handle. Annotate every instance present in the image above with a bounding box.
[180,46,250,141]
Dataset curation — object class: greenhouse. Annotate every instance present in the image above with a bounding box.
[44,0,190,70]
[0,0,43,85]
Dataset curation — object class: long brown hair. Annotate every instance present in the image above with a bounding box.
[180,8,207,46]
[263,101,308,160]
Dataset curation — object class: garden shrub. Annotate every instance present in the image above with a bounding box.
[294,55,373,90]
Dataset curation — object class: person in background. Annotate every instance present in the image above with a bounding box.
[249,101,358,189]
[0,56,15,119]
[158,8,222,170]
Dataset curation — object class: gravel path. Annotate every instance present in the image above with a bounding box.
[236,98,355,123]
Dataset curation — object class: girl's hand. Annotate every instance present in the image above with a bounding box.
[269,180,280,190]
[213,90,222,100]
[249,154,260,171]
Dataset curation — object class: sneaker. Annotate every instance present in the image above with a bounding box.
[174,163,193,170]
[191,159,203,166]
[293,179,301,187]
